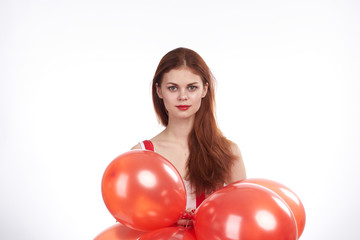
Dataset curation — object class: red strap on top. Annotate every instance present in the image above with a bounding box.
[143,140,154,151]
[142,140,205,208]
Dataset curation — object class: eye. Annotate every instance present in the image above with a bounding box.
[188,85,198,91]
[168,86,177,91]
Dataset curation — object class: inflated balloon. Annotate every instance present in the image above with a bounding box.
[138,227,196,240]
[242,178,306,238]
[94,223,145,240]
[102,150,186,231]
[194,183,298,240]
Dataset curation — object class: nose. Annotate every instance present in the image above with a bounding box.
[178,88,188,101]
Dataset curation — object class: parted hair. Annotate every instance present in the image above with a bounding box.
[152,47,236,195]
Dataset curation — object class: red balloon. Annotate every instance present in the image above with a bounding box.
[241,178,306,238]
[194,183,298,240]
[94,223,145,240]
[102,150,186,231]
[138,227,196,240]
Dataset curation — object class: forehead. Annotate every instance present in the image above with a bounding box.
[162,68,202,85]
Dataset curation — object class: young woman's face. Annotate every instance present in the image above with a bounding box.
[156,67,208,122]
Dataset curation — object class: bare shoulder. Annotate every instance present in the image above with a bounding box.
[227,140,246,183]
[131,142,142,150]
[229,141,242,157]
[130,132,163,151]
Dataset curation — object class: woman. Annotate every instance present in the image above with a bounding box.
[131,47,246,224]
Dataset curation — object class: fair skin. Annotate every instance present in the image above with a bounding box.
[131,67,246,224]
[132,67,245,181]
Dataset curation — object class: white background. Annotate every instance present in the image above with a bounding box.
[1,0,359,239]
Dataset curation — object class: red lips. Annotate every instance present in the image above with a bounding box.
[176,105,190,111]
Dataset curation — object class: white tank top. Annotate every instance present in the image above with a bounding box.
[139,140,197,209]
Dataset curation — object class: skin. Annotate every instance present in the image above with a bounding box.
[132,67,246,224]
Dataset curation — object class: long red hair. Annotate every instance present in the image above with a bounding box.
[152,47,236,195]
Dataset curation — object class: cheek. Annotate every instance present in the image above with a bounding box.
[161,93,176,109]
[189,93,204,111]
[190,92,204,102]
[162,92,175,102]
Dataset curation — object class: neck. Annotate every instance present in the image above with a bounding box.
[163,116,194,143]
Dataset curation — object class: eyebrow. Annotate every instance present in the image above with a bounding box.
[166,82,201,85]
